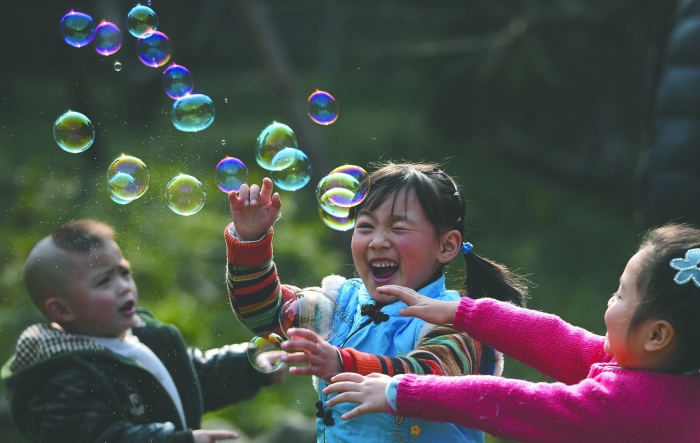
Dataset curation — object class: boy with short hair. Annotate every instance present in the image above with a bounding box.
[2,219,276,443]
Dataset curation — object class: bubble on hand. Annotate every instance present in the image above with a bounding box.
[171,94,215,132]
[93,21,122,56]
[318,207,355,231]
[114,61,122,71]
[248,332,286,373]
[60,11,95,48]
[165,174,206,216]
[279,289,342,340]
[126,4,158,38]
[215,157,248,193]
[270,149,312,191]
[307,90,339,125]
[53,111,95,153]
[107,155,150,204]
[136,31,171,67]
[255,122,298,171]
[316,165,368,216]
[163,64,193,99]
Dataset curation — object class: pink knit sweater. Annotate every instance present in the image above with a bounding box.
[392,297,700,442]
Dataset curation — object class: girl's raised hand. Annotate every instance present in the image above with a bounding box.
[377,285,461,325]
[228,178,281,241]
[322,373,391,420]
[280,328,342,380]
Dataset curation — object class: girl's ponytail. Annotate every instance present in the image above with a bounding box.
[463,250,528,307]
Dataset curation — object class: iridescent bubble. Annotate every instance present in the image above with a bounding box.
[221,140,226,145]
[136,31,171,67]
[317,187,353,218]
[171,94,215,132]
[162,64,193,99]
[165,174,206,216]
[60,11,95,48]
[93,21,122,56]
[279,289,342,340]
[53,111,95,153]
[247,332,286,373]
[114,61,122,71]
[126,4,158,38]
[318,207,355,231]
[215,157,248,193]
[107,155,150,204]
[316,166,369,216]
[307,90,339,125]
[270,149,312,191]
[255,122,298,171]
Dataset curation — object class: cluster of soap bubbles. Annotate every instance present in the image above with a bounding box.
[247,289,342,373]
[255,122,312,191]
[316,166,369,231]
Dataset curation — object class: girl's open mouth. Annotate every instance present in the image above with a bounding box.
[119,300,136,315]
[371,260,398,280]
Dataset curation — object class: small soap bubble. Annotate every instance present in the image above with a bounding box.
[279,289,341,340]
[53,111,95,153]
[224,98,228,103]
[114,61,122,71]
[107,155,150,204]
[165,174,206,216]
[162,64,193,99]
[215,157,248,193]
[221,140,226,145]
[136,31,171,67]
[270,149,312,191]
[307,90,339,125]
[93,21,122,56]
[126,5,158,38]
[318,207,355,231]
[171,94,215,132]
[247,332,286,373]
[60,11,95,48]
[255,122,298,171]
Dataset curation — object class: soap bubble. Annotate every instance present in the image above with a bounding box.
[215,157,248,193]
[318,207,355,231]
[60,11,95,48]
[114,61,122,71]
[279,289,341,340]
[270,149,312,191]
[307,90,339,125]
[171,94,215,132]
[221,140,226,145]
[126,5,158,38]
[162,64,193,99]
[53,111,95,153]
[247,332,285,373]
[93,21,122,56]
[255,122,298,171]
[316,166,368,216]
[107,155,150,204]
[165,174,206,216]
[136,31,171,67]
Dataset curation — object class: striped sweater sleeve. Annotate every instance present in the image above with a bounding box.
[338,325,481,376]
[224,224,297,335]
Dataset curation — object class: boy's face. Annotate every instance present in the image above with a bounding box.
[61,240,138,339]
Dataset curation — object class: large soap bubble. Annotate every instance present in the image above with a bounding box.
[163,64,193,99]
[307,90,339,125]
[60,11,95,48]
[270,149,312,191]
[165,174,206,216]
[316,165,368,217]
[107,155,150,204]
[93,21,122,55]
[171,94,215,132]
[126,5,158,38]
[279,289,342,340]
[255,122,298,171]
[136,31,171,67]
[247,332,285,373]
[53,111,95,153]
[215,157,248,193]
[318,207,355,231]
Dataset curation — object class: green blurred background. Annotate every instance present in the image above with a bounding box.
[0,1,671,442]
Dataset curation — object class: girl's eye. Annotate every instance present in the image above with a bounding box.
[97,277,110,286]
[121,268,131,276]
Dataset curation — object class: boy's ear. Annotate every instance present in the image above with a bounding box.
[44,297,74,324]
[644,319,676,353]
[438,230,462,263]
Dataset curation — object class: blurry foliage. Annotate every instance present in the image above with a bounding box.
[0,0,668,442]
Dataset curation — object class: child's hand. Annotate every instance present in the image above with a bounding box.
[228,178,281,241]
[377,285,460,325]
[192,429,238,442]
[280,328,342,380]
[322,373,391,420]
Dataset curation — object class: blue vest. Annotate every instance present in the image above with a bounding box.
[315,275,485,443]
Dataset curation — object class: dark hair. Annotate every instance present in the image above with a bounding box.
[634,224,700,372]
[352,162,528,306]
[50,219,115,252]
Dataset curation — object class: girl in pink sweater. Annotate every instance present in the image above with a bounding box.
[323,224,700,442]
